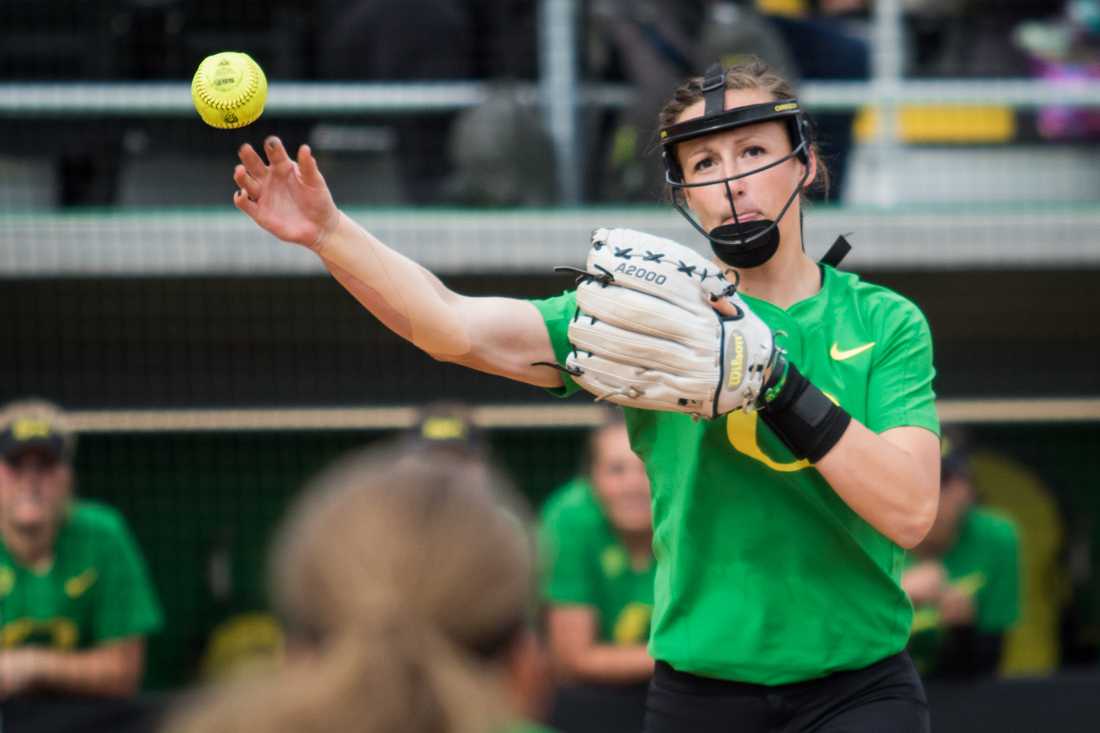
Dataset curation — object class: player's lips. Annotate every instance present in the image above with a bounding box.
[721,212,763,225]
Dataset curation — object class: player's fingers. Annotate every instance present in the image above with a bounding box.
[298,144,325,187]
[238,143,267,179]
[233,188,259,218]
[233,165,262,199]
[710,298,741,319]
[263,136,292,170]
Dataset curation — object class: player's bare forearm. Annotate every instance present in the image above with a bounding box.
[317,212,474,357]
[18,639,144,697]
[234,139,562,386]
[815,423,940,549]
[547,606,653,684]
[558,643,655,684]
[318,214,563,388]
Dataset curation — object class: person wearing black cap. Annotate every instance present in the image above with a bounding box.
[0,398,162,698]
[407,401,486,460]
[230,55,940,732]
[902,432,1021,680]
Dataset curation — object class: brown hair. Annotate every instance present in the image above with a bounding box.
[657,57,830,198]
[170,442,534,733]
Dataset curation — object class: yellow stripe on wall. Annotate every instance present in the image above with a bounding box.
[854,105,1016,143]
[755,0,808,16]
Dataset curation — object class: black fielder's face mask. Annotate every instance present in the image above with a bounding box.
[660,65,812,269]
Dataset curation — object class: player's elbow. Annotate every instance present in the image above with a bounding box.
[427,348,479,371]
[894,484,939,550]
[894,521,930,551]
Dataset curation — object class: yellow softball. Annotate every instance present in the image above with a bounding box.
[191,52,267,129]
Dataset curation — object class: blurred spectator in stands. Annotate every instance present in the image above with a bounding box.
[902,430,1021,680]
[589,1,862,202]
[540,410,654,690]
[753,0,869,201]
[314,0,537,204]
[906,0,1067,77]
[444,89,559,206]
[169,440,555,733]
[0,398,162,698]
[1017,0,1100,139]
[585,0,706,202]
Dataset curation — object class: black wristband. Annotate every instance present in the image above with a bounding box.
[758,356,851,463]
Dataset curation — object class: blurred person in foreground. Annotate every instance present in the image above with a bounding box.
[168,440,555,733]
[902,432,1021,680]
[0,398,162,698]
[540,409,655,687]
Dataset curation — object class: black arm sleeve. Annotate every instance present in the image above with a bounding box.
[758,355,851,463]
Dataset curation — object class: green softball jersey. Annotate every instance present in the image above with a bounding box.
[539,475,604,532]
[907,508,1020,675]
[0,500,163,650]
[532,264,939,684]
[539,478,656,644]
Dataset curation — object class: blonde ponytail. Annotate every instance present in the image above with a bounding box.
[168,442,534,733]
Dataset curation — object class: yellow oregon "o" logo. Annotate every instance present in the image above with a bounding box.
[725,390,840,471]
[726,411,810,472]
[612,603,653,645]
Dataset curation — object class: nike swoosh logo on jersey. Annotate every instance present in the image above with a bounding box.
[830,341,876,361]
[64,568,98,598]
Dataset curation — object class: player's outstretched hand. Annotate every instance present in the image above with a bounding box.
[233,136,340,251]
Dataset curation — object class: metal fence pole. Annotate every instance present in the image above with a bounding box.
[871,0,904,208]
[539,0,582,204]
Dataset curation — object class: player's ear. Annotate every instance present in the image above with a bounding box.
[802,148,818,191]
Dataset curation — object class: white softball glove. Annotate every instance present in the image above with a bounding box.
[561,228,778,418]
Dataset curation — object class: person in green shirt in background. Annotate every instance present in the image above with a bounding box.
[0,398,162,698]
[540,408,656,685]
[903,433,1021,680]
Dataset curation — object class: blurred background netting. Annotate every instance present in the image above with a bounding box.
[1,0,1099,729]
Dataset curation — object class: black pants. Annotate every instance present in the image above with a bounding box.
[643,652,930,733]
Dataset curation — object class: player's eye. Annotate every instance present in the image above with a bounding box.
[743,145,766,158]
[692,156,715,173]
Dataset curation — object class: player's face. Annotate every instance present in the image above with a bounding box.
[0,449,72,543]
[675,88,813,241]
[590,424,652,534]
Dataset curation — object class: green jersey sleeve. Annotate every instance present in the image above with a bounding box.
[93,512,164,643]
[529,290,581,398]
[866,299,939,435]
